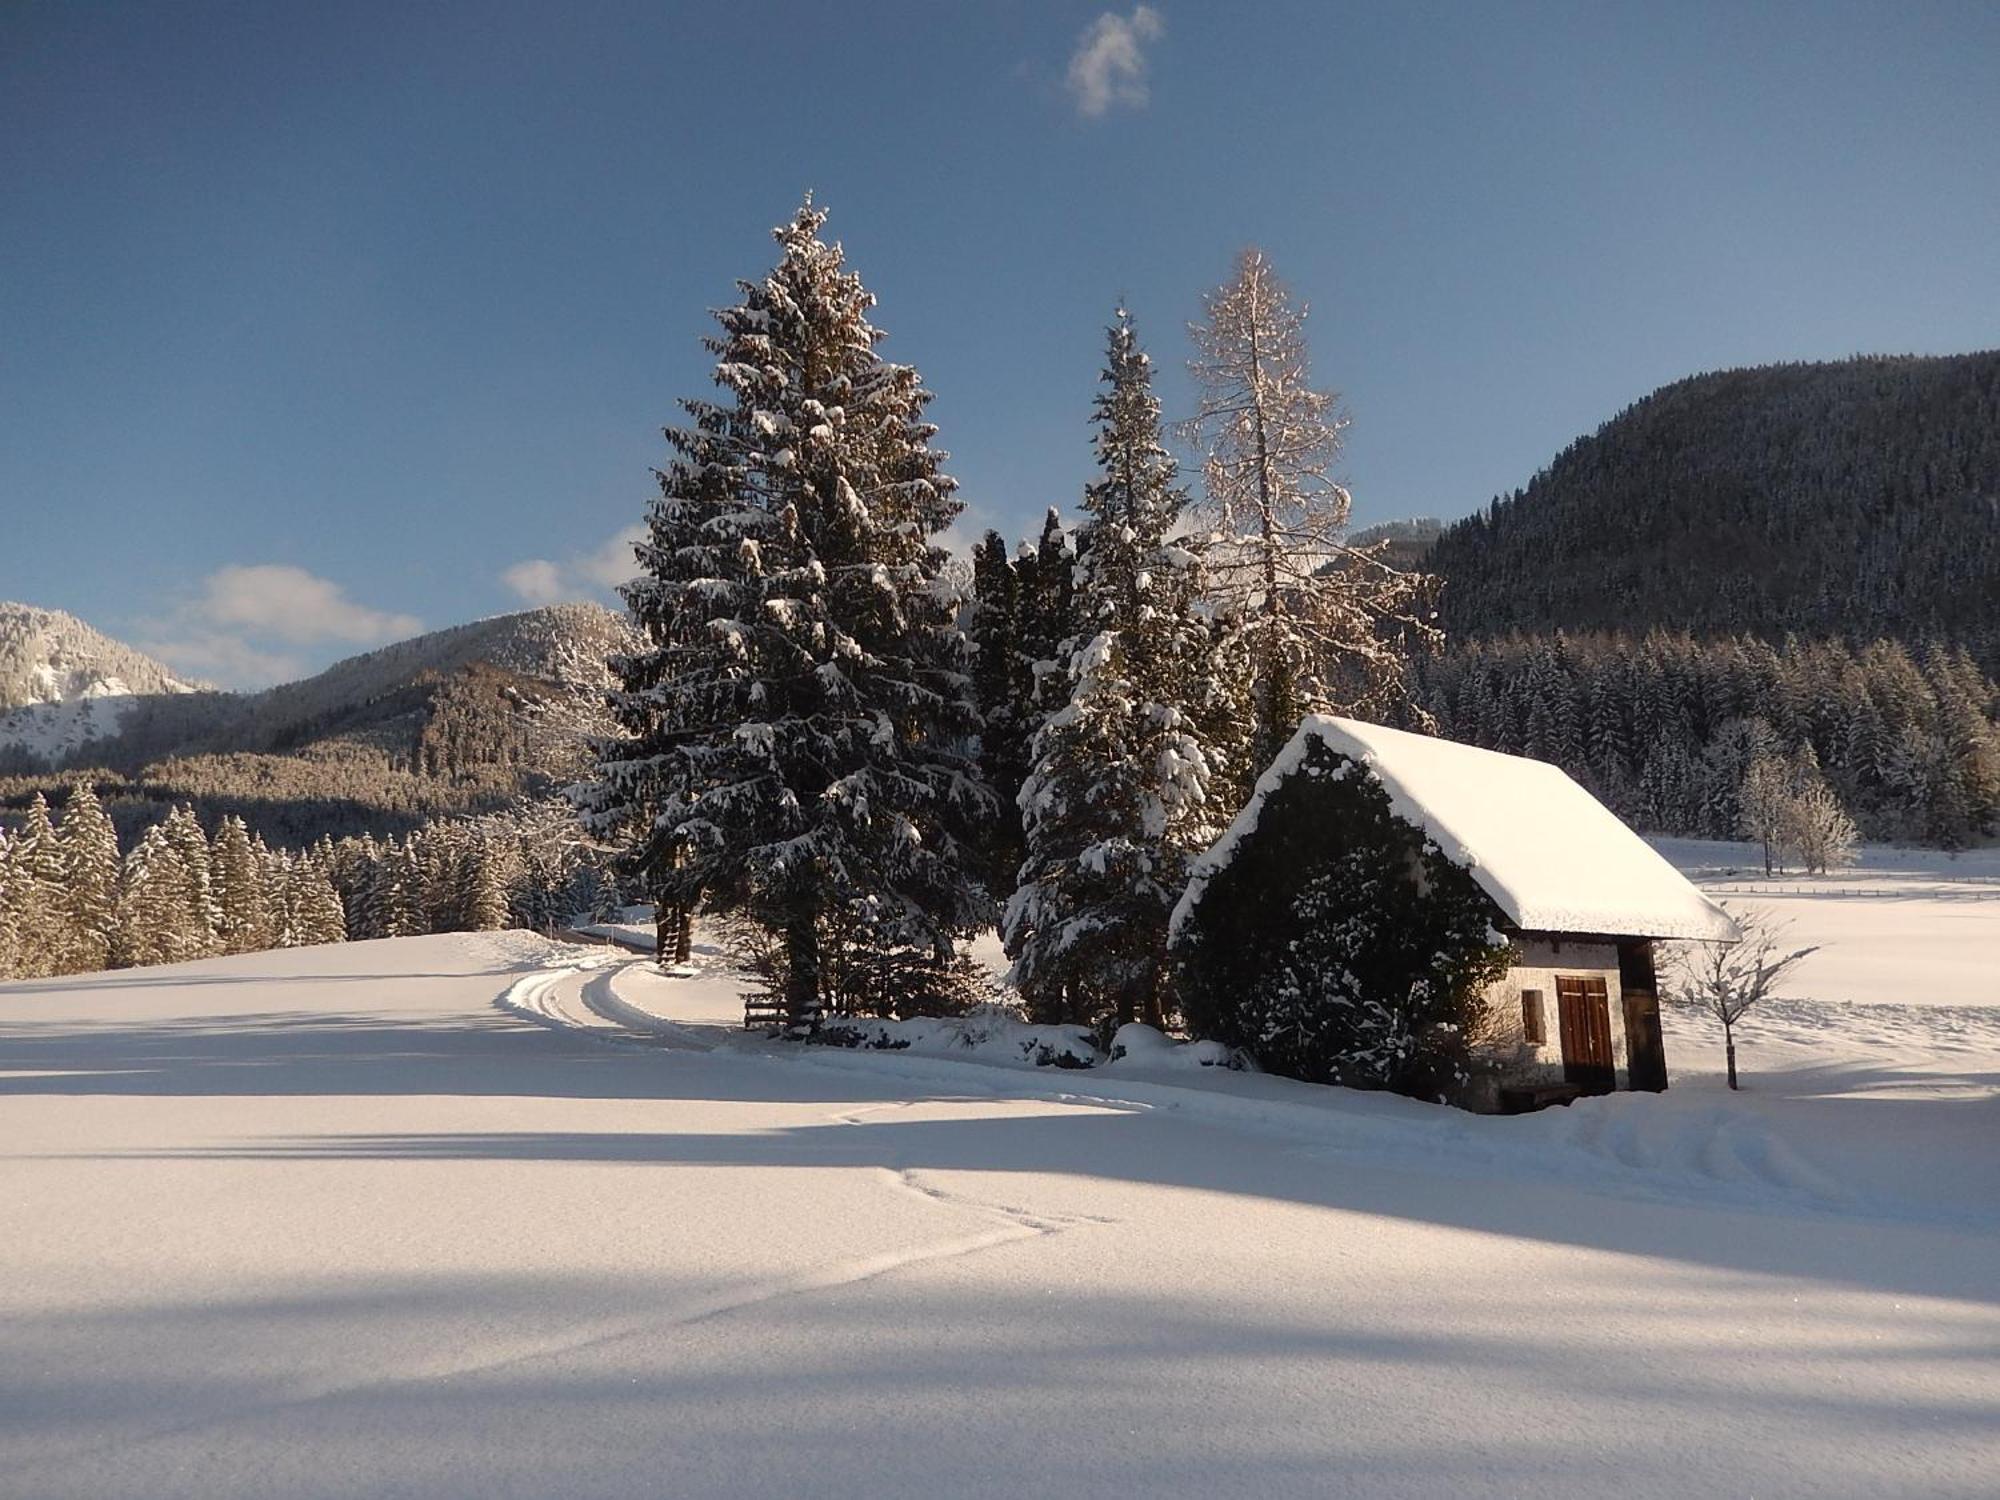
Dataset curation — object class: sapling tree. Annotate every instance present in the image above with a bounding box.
[1668,908,1817,1089]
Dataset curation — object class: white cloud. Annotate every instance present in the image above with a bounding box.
[499,559,567,607]
[137,634,307,690]
[501,524,646,606]
[139,564,424,690]
[189,564,422,646]
[1066,5,1164,117]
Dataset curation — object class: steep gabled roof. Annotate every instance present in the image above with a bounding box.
[1174,715,1741,944]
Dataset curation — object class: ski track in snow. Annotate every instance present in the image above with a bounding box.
[14,986,1117,1488]
[5,1191,1053,1487]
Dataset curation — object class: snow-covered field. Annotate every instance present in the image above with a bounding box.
[4,857,1998,1497]
[1651,836,2000,1009]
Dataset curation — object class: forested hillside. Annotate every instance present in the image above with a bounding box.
[0,603,630,843]
[1427,352,2000,657]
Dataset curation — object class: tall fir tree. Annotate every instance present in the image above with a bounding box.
[1004,312,1224,1029]
[0,831,20,980]
[460,833,514,931]
[576,199,993,1025]
[1182,249,1438,784]
[967,529,1031,896]
[1016,507,1078,722]
[7,794,65,979]
[56,781,122,974]
[114,824,201,969]
[371,838,426,938]
[210,815,273,956]
[161,806,218,958]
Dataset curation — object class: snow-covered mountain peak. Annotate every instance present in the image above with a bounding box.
[0,601,204,765]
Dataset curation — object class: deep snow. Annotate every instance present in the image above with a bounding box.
[3,872,1998,1497]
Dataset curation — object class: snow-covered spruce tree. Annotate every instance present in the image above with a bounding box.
[210,815,273,955]
[331,835,383,939]
[371,838,426,938]
[1182,250,1439,785]
[113,823,202,969]
[459,831,514,932]
[576,199,994,1027]
[1005,312,1224,1030]
[160,806,218,958]
[0,831,20,980]
[1016,507,1081,725]
[7,794,65,979]
[56,780,122,974]
[277,853,348,947]
[967,530,1031,897]
[1170,735,1511,1100]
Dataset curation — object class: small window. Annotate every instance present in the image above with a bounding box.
[1521,989,1546,1044]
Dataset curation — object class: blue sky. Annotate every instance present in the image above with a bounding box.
[3,1,1995,687]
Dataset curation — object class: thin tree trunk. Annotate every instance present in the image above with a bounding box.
[784,911,822,1033]
[1724,1019,1738,1089]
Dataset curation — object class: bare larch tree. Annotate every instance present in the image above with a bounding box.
[1181,249,1439,780]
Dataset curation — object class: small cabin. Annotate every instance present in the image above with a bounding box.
[1179,717,1740,1112]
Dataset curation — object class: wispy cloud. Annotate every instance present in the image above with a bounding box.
[139,564,423,690]
[501,523,646,606]
[1067,5,1164,118]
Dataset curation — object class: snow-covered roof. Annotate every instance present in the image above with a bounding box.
[1174,716,1741,944]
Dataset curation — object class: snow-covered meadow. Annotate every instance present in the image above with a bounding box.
[3,844,1997,1498]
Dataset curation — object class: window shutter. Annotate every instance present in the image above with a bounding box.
[1521,989,1545,1044]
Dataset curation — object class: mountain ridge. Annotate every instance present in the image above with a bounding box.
[1424,350,2000,657]
[0,601,631,843]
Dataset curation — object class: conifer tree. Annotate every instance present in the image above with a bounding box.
[577,199,994,1026]
[1016,507,1079,721]
[210,815,273,955]
[461,834,513,931]
[1005,312,1221,1029]
[300,859,350,946]
[968,530,1031,895]
[275,854,348,947]
[161,806,218,957]
[1182,249,1438,781]
[370,838,426,938]
[0,831,20,980]
[114,823,202,969]
[7,794,64,979]
[56,780,122,974]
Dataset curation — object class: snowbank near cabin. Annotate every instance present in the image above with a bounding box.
[811,1013,1239,1072]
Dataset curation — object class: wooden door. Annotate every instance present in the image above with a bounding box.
[1556,976,1615,1093]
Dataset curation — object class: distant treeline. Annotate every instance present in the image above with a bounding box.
[1416,631,2000,848]
[0,783,616,983]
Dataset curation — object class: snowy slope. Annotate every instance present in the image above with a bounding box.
[0,602,202,763]
[3,928,1996,1498]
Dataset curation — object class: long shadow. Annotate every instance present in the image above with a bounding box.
[7,968,1997,1304]
[85,1101,2000,1306]
[1,963,532,995]
[0,1010,996,1105]
[8,1271,1991,1497]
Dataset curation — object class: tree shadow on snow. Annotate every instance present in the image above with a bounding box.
[88,1096,2000,1307]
